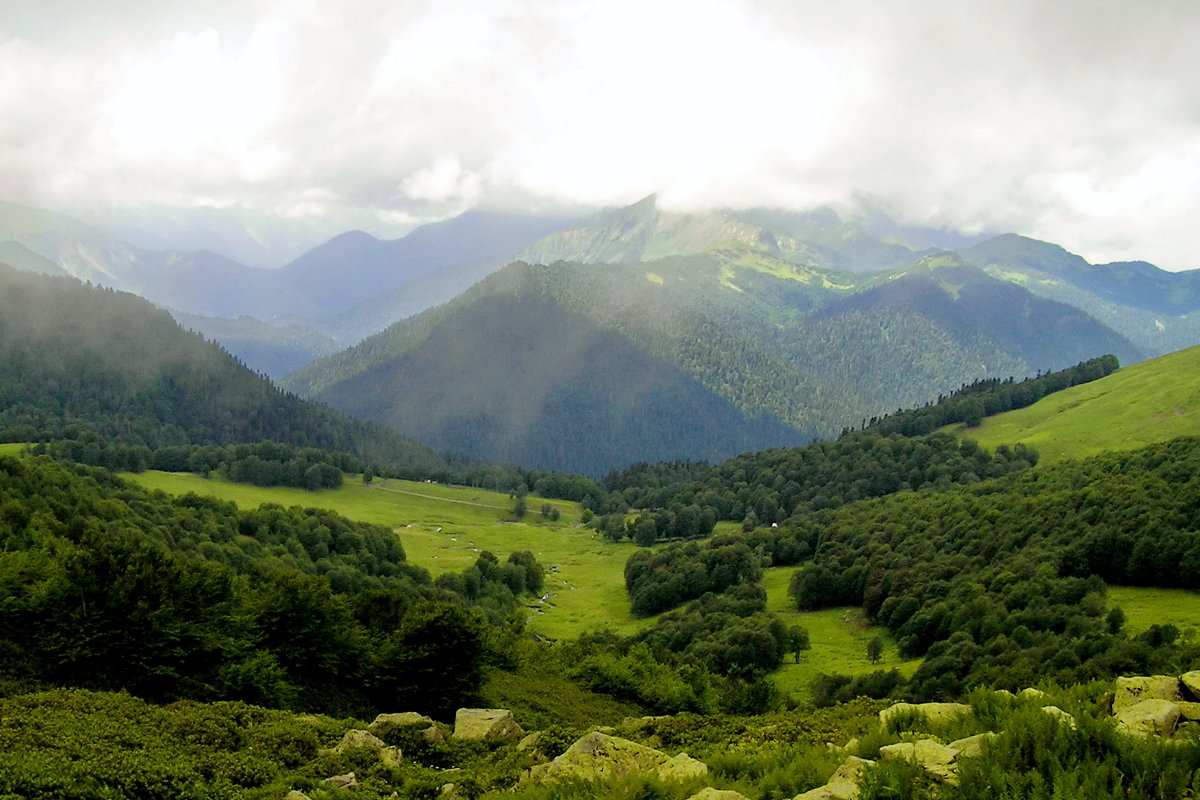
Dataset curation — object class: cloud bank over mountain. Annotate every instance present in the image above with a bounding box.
[3,0,1199,268]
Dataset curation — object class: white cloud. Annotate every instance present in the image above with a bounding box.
[1,0,1199,268]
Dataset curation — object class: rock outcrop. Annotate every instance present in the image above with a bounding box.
[1181,671,1200,700]
[1114,699,1182,738]
[879,739,960,785]
[686,789,751,800]
[452,708,525,741]
[947,732,997,759]
[323,773,357,789]
[1040,706,1077,729]
[331,729,403,768]
[1113,676,1184,713]
[879,702,972,729]
[523,731,707,785]
[794,756,874,800]
[370,711,445,743]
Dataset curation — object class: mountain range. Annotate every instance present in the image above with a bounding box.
[3,195,1198,472]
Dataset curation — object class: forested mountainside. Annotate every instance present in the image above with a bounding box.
[308,292,805,475]
[961,233,1200,356]
[0,264,448,474]
[287,244,1140,473]
[516,195,925,272]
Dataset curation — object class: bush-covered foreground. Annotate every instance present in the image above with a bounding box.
[2,681,1197,799]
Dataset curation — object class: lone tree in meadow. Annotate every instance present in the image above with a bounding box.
[866,636,884,665]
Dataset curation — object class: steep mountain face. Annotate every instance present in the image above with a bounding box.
[789,256,1143,414]
[0,263,447,472]
[314,292,804,474]
[960,234,1200,356]
[287,247,1141,473]
[517,195,925,272]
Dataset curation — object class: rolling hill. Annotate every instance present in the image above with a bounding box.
[953,344,1200,462]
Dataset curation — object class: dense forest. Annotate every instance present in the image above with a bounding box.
[0,454,542,718]
[623,435,1200,700]
[599,432,1037,532]
[857,355,1120,436]
[0,264,448,475]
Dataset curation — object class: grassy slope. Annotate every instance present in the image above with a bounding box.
[128,471,649,640]
[1108,586,1200,642]
[0,443,27,456]
[126,471,910,700]
[764,567,921,699]
[952,344,1200,463]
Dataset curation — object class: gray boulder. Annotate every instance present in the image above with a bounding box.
[1181,671,1200,701]
[370,711,445,743]
[523,731,707,784]
[1177,702,1200,722]
[1113,676,1183,713]
[1040,706,1077,729]
[948,731,997,758]
[879,702,972,730]
[323,773,357,789]
[685,789,751,800]
[333,729,403,768]
[879,739,960,784]
[452,708,525,741]
[1114,699,1181,738]
[794,756,875,799]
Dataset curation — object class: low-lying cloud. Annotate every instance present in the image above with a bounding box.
[3,0,1198,268]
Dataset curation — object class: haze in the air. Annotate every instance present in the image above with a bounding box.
[2,0,1198,269]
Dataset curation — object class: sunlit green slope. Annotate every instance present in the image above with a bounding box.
[957,344,1200,461]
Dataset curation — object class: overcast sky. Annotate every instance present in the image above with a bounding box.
[3,0,1198,268]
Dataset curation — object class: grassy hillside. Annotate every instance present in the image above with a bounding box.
[764,568,920,698]
[956,345,1200,462]
[128,471,649,640]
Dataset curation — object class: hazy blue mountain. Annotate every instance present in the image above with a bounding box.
[170,311,344,379]
[0,200,280,316]
[271,210,580,322]
[960,233,1200,356]
[0,240,65,276]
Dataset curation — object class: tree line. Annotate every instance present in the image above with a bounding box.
[0,454,545,719]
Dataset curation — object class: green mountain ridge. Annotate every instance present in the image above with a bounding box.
[959,233,1200,356]
[0,263,447,473]
[287,245,1144,472]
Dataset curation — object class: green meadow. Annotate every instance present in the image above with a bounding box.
[123,468,1199,705]
[1108,585,1200,642]
[0,443,28,456]
[952,344,1200,463]
[126,471,648,640]
[764,567,920,699]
